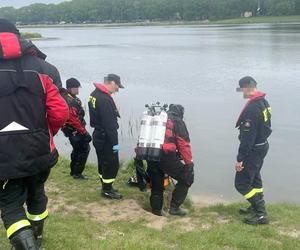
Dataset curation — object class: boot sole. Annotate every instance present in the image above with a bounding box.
[101,193,122,200]
[243,218,269,225]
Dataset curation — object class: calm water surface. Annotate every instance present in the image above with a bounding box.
[21,24,300,204]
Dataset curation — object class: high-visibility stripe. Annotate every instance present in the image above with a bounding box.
[98,174,102,180]
[254,188,263,193]
[263,107,271,122]
[102,178,115,184]
[244,188,263,199]
[26,210,49,221]
[88,96,96,108]
[7,220,30,238]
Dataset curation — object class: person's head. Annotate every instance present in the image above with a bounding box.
[0,19,20,36]
[236,76,257,99]
[103,74,124,94]
[168,104,184,119]
[66,78,81,96]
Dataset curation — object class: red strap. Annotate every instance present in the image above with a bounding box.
[0,33,21,59]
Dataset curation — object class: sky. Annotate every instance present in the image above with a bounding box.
[0,0,69,8]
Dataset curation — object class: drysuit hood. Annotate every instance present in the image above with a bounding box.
[168,104,184,119]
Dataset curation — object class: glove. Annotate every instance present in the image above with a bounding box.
[183,163,194,186]
[185,162,194,168]
[112,144,120,153]
[82,132,92,143]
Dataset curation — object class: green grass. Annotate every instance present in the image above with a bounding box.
[21,32,42,39]
[0,157,299,249]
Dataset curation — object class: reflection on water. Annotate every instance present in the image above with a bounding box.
[21,23,300,204]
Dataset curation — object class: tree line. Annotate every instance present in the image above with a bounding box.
[1,0,300,24]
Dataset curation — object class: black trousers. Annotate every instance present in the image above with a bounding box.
[235,143,269,198]
[93,130,119,189]
[0,170,50,238]
[69,134,90,176]
[148,156,193,212]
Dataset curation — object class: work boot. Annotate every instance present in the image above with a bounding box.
[239,192,263,214]
[239,205,254,215]
[244,195,269,225]
[169,206,187,216]
[30,220,44,248]
[101,189,122,199]
[72,174,88,180]
[152,210,162,216]
[10,228,38,250]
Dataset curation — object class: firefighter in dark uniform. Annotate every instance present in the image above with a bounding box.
[61,78,91,179]
[235,76,272,225]
[88,74,124,199]
[148,104,194,216]
[0,19,68,249]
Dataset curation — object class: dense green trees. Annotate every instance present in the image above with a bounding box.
[0,0,300,24]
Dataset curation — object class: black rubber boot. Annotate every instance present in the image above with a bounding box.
[150,193,163,216]
[239,205,254,215]
[169,201,187,216]
[100,179,118,192]
[72,174,88,180]
[169,206,187,216]
[101,189,122,199]
[30,220,44,248]
[10,228,38,250]
[244,194,269,225]
[239,192,263,215]
[101,183,122,199]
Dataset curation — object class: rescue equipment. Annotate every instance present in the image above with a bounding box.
[136,102,168,161]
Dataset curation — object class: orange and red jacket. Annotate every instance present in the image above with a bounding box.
[162,111,193,165]
[0,32,68,180]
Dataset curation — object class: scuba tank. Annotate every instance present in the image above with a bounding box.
[148,103,168,161]
[135,106,154,160]
[136,102,168,161]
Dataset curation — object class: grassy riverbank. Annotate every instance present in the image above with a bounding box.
[0,158,299,249]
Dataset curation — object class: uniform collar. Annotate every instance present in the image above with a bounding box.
[235,91,266,128]
[94,83,112,96]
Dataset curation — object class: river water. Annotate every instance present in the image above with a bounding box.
[21,23,300,204]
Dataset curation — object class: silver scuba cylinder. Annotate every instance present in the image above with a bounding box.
[136,107,153,160]
[136,103,168,161]
[147,108,168,161]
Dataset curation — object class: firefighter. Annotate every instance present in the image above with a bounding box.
[148,104,194,216]
[234,76,272,225]
[88,74,124,199]
[0,19,68,249]
[61,78,91,180]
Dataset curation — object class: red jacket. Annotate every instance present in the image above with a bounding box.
[0,32,68,180]
[162,108,193,165]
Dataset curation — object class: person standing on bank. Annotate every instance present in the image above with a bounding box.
[235,76,272,225]
[61,78,91,180]
[88,74,124,199]
[0,19,69,249]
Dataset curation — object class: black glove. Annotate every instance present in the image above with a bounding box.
[185,162,194,168]
[183,163,194,186]
[82,132,92,143]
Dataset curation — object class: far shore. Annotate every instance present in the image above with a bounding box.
[18,15,300,29]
